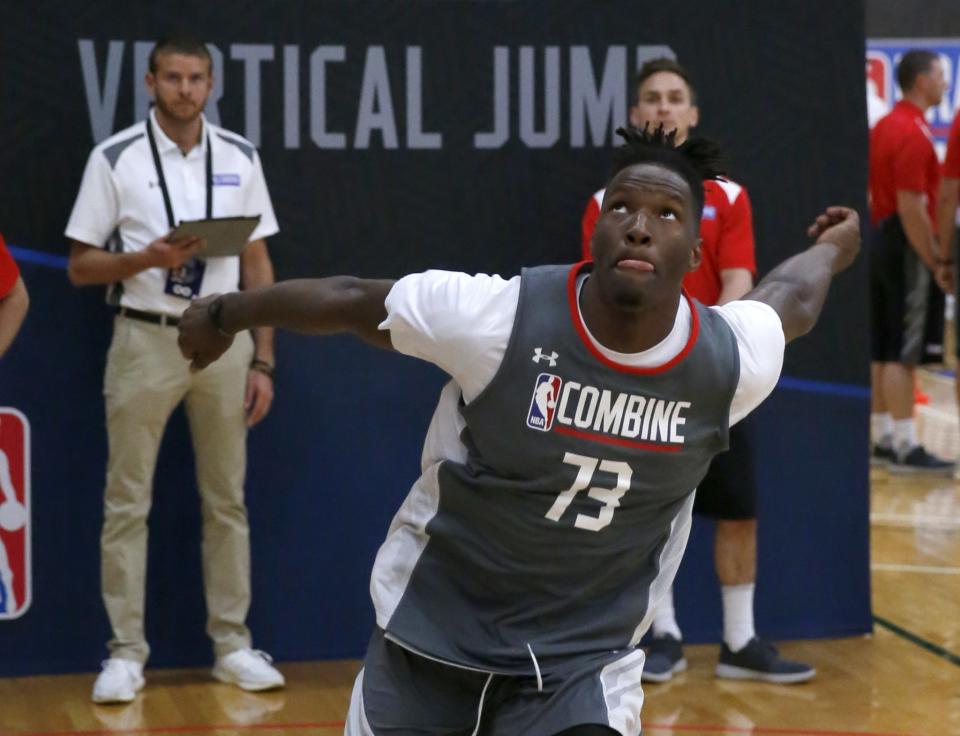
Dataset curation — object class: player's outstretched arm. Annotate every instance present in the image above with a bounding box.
[744,206,860,344]
[178,277,395,371]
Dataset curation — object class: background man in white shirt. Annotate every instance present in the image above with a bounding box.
[177,126,860,736]
[66,36,283,704]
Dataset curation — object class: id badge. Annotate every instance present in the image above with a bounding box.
[164,258,207,300]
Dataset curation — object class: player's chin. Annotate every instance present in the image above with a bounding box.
[609,282,649,310]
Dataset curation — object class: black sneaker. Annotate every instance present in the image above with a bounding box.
[642,634,687,683]
[888,445,954,476]
[715,637,815,684]
[870,444,896,467]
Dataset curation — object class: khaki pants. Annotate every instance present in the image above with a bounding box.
[101,315,254,663]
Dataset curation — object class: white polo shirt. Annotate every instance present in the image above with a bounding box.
[65,109,279,316]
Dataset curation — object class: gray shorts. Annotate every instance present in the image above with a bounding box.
[345,628,646,736]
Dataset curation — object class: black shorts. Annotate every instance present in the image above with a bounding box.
[869,215,944,365]
[693,419,757,520]
[346,629,644,735]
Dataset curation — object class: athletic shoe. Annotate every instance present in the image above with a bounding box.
[91,658,145,704]
[715,638,816,684]
[641,634,687,683]
[870,444,896,467]
[888,445,954,476]
[213,649,285,691]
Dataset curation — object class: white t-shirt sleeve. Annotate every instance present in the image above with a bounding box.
[379,271,520,402]
[711,300,785,425]
[64,148,120,248]
[245,149,280,241]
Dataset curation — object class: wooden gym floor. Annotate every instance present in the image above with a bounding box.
[1,372,958,736]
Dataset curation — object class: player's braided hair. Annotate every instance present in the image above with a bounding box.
[609,123,727,218]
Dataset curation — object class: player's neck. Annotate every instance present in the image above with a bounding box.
[154,108,204,155]
[902,90,931,112]
[580,281,681,354]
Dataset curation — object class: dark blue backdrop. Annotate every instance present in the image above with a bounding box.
[0,0,870,675]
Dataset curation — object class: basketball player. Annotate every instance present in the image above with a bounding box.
[581,57,813,683]
[178,127,860,735]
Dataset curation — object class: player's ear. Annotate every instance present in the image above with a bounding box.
[688,237,702,272]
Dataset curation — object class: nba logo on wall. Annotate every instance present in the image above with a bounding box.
[527,373,562,432]
[0,409,31,619]
[866,51,890,107]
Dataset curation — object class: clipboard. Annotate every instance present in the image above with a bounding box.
[169,215,261,258]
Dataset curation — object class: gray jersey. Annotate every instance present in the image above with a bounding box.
[371,264,740,675]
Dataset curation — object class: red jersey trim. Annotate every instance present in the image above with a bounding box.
[566,261,700,375]
[554,424,682,453]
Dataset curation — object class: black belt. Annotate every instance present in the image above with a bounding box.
[114,306,180,327]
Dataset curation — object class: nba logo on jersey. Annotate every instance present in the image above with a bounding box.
[526,373,562,432]
[702,205,717,220]
[0,409,31,620]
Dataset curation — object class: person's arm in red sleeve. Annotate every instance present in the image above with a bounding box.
[0,237,17,298]
[0,239,28,357]
[581,195,600,260]
[716,186,757,305]
[937,117,960,278]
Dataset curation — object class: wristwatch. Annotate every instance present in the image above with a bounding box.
[207,296,233,337]
[249,358,275,380]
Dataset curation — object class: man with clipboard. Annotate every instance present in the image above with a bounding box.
[65,36,283,703]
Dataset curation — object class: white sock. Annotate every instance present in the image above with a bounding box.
[721,583,756,652]
[652,586,683,641]
[892,418,918,456]
[871,412,893,448]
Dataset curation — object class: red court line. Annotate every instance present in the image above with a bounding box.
[9,721,931,736]
[642,722,930,736]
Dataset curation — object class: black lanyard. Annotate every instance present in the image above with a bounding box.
[146,117,213,229]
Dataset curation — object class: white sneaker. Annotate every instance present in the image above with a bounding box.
[213,649,285,691]
[92,658,145,704]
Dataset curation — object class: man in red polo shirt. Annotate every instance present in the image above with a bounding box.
[0,233,29,357]
[937,104,960,473]
[581,58,814,684]
[869,49,951,473]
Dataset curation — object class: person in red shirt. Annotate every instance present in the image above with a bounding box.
[869,50,951,474]
[937,111,960,255]
[0,233,29,357]
[580,58,814,684]
[937,108,960,475]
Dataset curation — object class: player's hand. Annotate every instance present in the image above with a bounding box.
[806,206,860,273]
[934,262,955,294]
[145,231,205,269]
[245,368,274,427]
[178,294,234,371]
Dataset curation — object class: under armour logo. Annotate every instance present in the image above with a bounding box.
[532,347,558,367]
